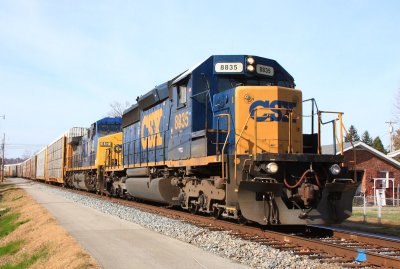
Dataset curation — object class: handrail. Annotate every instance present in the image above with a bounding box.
[236,107,295,153]
[340,121,357,182]
[214,114,231,179]
[317,111,345,155]
[317,111,356,182]
[303,98,319,135]
[234,107,295,185]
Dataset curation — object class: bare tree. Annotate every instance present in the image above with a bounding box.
[393,129,400,151]
[21,150,32,160]
[394,88,400,121]
[107,101,130,117]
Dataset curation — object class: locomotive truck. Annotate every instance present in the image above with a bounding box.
[9,55,359,225]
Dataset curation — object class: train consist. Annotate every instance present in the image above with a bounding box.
[4,55,359,225]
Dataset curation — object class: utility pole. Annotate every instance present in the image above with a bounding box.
[0,115,4,182]
[386,121,397,152]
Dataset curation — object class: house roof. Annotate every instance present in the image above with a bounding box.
[387,149,400,158]
[322,141,400,169]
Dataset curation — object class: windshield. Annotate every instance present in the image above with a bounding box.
[98,124,121,134]
[217,77,293,92]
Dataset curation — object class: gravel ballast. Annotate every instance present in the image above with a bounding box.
[33,183,342,269]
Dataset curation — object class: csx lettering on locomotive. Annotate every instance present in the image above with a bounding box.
[249,100,296,122]
[141,108,163,148]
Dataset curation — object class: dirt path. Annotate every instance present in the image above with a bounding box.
[0,181,100,269]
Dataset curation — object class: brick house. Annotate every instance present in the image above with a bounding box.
[323,141,400,203]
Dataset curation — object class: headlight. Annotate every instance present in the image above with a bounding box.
[266,162,279,174]
[329,164,341,175]
[246,65,255,72]
[247,56,255,65]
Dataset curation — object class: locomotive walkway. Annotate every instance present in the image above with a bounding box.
[10,178,249,269]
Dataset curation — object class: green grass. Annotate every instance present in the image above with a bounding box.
[351,206,400,222]
[0,208,10,216]
[11,196,23,202]
[335,206,400,237]
[0,184,14,190]
[337,220,400,237]
[0,241,23,257]
[0,213,29,238]
[0,247,48,269]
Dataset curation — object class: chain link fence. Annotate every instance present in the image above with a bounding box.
[353,195,400,207]
[352,195,400,223]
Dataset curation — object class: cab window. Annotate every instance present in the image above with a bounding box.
[177,85,187,107]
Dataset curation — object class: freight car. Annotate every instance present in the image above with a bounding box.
[14,55,359,226]
[3,164,17,177]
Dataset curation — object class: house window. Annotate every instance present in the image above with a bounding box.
[377,171,389,178]
[377,171,392,188]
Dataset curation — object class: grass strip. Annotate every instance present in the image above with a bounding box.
[0,208,10,216]
[0,213,29,238]
[11,196,23,202]
[0,247,48,269]
[0,184,14,191]
[0,241,23,257]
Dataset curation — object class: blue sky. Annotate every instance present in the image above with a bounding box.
[1,0,399,158]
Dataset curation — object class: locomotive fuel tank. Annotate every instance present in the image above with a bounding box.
[125,176,180,204]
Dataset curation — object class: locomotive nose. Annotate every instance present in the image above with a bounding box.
[237,179,359,225]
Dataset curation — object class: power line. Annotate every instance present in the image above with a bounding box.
[4,143,47,146]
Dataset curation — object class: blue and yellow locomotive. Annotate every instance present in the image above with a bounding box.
[65,117,122,191]
[13,54,358,226]
[98,55,358,225]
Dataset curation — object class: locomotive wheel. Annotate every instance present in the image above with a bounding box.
[109,186,116,197]
[115,187,120,198]
[213,207,223,219]
[190,203,199,215]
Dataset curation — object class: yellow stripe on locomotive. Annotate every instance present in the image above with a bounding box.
[97,132,123,170]
[235,86,303,155]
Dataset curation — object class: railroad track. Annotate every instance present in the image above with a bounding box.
[30,180,400,268]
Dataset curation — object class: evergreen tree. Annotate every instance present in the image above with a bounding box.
[361,131,373,146]
[345,125,360,142]
[372,136,386,153]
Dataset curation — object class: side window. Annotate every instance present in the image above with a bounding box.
[178,85,187,107]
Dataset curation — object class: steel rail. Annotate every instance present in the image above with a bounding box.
[331,229,400,250]
[260,230,400,268]
[20,179,400,268]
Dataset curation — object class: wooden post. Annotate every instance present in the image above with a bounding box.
[1,133,5,182]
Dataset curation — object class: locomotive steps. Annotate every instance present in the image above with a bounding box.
[0,181,99,269]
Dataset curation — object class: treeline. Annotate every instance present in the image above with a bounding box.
[345,125,386,153]
[3,158,27,165]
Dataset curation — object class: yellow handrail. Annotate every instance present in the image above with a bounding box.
[317,111,356,182]
[215,114,231,179]
[234,107,294,185]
